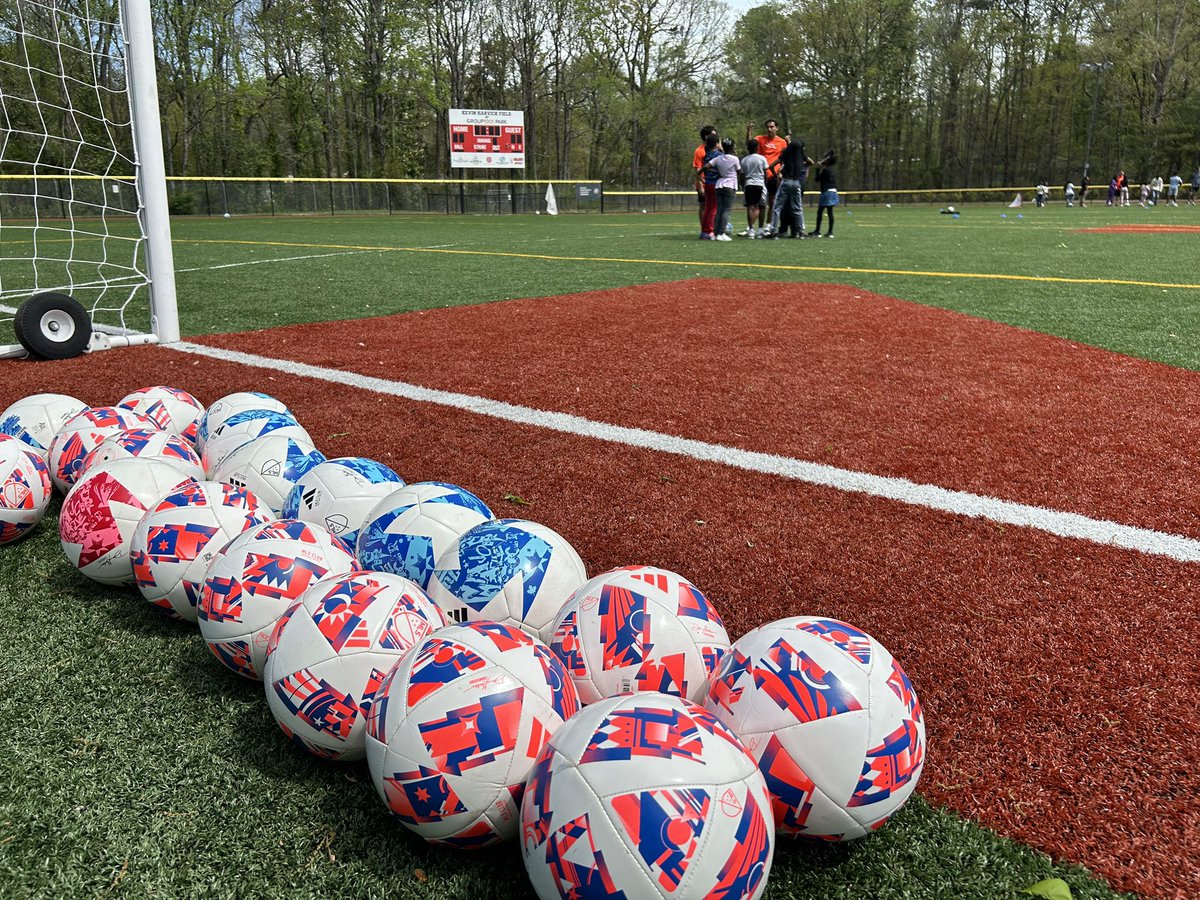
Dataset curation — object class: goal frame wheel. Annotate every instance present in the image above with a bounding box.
[14,293,93,360]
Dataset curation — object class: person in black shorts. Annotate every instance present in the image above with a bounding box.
[739,138,768,237]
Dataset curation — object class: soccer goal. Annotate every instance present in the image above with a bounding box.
[0,0,178,360]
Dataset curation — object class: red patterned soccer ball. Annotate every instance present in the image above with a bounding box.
[365,621,579,848]
[130,481,274,622]
[118,386,205,445]
[263,571,448,761]
[0,435,53,544]
[197,519,358,680]
[48,406,160,493]
[521,692,775,899]
[702,616,926,841]
[548,566,731,705]
[59,458,198,585]
[83,428,205,482]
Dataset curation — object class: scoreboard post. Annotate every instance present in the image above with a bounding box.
[449,109,526,169]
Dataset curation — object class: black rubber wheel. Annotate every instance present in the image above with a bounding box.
[14,293,92,360]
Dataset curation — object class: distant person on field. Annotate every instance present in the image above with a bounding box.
[1190,169,1200,205]
[1064,181,1076,206]
[693,125,716,235]
[1118,171,1130,206]
[739,138,768,238]
[1139,179,1150,208]
[1080,174,1090,207]
[1168,173,1182,206]
[698,131,721,240]
[705,137,741,241]
[746,119,788,236]
[1150,175,1164,205]
[769,138,810,238]
[1035,182,1049,207]
[1107,176,1117,206]
[808,151,838,238]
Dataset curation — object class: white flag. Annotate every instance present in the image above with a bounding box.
[1008,193,1023,207]
[545,183,559,216]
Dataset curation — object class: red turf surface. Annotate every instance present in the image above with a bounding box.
[4,280,1199,896]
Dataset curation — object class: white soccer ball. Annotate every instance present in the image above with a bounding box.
[703,616,926,840]
[131,480,274,621]
[0,393,89,460]
[118,386,205,445]
[281,457,405,548]
[83,427,205,482]
[263,571,448,761]
[48,406,160,493]
[428,518,587,641]
[223,212,231,218]
[521,692,775,899]
[197,519,358,679]
[0,435,53,544]
[212,434,326,515]
[59,458,198,585]
[365,621,580,847]
[548,565,731,705]
[201,410,309,476]
[356,482,493,588]
[196,392,293,452]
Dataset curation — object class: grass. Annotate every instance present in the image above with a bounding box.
[0,201,1178,898]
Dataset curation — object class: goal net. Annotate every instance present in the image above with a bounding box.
[0,0,177,358]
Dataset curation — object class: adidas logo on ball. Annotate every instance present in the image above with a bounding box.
[301,487,321,508]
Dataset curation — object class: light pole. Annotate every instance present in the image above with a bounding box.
[1080,61,1112,180]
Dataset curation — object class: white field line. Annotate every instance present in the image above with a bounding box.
[168,340,1200,564]
[176,249,386,272]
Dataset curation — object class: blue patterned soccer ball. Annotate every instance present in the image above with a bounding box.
[212,434,326,515]
[0,393,88,460]
[521,692,775,899]
[428,518,587,642]
[201,409,309,476]
[281,458,405,548]
[195,392,292,452]
[263,570,447,761]
[702,617,926,841]
[356,482,493,588]
[365,621,580,847]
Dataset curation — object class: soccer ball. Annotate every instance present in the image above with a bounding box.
[263,571,448,761]
[0,435,53,544]
[212,434,326,515]
[59,458,198,585]
[0,393,89,460]
[356,481,493,588]
[48,406,160,492]
[281,457,405,548]
[548,566,731,705]
[703,616,926,840]
[365,621,579,848]
[195,392,292,452]
[118,386,205,445]
[521,692,775,899]
[83,428,205,482]
[131,481,274,622]
[428,518,587,641]
[201,410,309,476]
[197,519,358,679]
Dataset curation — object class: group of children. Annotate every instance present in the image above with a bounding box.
[693,121,838,241]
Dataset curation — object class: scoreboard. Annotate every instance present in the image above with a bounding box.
[449,109,525,169]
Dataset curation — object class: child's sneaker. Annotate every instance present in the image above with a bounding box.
[715,233,732,241]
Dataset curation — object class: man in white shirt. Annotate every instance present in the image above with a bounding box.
[739,139,768,237]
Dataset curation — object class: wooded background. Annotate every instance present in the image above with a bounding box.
[4,0,1198,190]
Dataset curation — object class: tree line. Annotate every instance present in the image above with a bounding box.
[3,0,1198,190]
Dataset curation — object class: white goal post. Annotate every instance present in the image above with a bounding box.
[0,0,179,359]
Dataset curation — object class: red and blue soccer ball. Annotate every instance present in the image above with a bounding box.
[0,435,53,544]
[365,621,579,848]
[703,616,926,841]
[59,458,198,586]
[356,481,494,589]
[83,428,205,482]
[130,481,274,622]
[212,433,326,515]
[117,386,205,446]
[520,691,775,900]
[263,571,447,761]
[0,392,88,461]
[548,565,731,705]
[48,406,160,493]
[428,519,587,642]
[280,457,405,549]
[197,519,358,679]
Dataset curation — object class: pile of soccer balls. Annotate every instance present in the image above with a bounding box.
[0,386,926,898]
